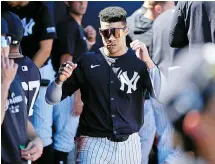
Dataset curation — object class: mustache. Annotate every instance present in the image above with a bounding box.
[106,42,117,46]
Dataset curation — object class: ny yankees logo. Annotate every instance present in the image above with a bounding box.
[21,18,35,36]
[118,71,140,93]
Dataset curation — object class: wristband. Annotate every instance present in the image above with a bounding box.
[54,78,63,86]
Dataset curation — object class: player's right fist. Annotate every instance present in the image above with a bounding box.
[56,61,77,84]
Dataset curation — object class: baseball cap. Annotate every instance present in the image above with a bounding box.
[1,18,12,47]
[2,11,24,45]
[1,18,8,35]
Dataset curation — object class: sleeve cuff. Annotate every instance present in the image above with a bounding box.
[54,79,63,87]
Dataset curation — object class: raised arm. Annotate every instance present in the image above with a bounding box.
[130,40,167,100]
[1,57,18,124]
[45,61,77,105]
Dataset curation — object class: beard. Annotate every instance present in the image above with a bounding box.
[107,45,118,53]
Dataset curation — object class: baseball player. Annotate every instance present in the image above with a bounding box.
[2,11,41,117]
[1,17,17,124]
[46,6,165,164]
[1,12,43,163]
[3,2,57,163]
[52,1,96,163]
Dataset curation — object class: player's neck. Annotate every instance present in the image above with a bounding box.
[9,49,23,58]
[9,53,23,58]
[69,12,83,26]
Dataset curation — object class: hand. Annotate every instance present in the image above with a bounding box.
[183,97,215,163]
[84,25,96,43]
[21,137,43,161]
[1,56,18,85]
[56,61,77,84]
[130,40,150,61]
[130,40,154,69]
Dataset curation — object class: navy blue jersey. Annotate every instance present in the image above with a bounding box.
[61,48,153,138]
[13,56,41,116]
[1,75,28,163]
[4,2,56,60]
[52,14,88,72]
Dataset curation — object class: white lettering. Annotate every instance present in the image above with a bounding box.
[119,71,140,94]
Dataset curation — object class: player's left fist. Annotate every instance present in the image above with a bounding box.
[130,40,151,62]
[21,137,43,161]
[84,25,96,43]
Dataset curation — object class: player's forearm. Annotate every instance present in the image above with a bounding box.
[32,39,53,68]
[1,83,10,124]
[45,79,63,105]
[32,48,51,68]
[148,65,167,102]
[140,52,167,101]
[144,56,155,69]
[27,120,40,141]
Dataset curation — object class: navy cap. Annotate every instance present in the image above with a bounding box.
[2,11,24,45]
[1,18,9,35]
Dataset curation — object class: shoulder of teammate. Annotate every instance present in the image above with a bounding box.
[32,1,49,14]
[57,15,78,27]
[56,16,80,40]
[22,56,41,80]
[32,2,56,39]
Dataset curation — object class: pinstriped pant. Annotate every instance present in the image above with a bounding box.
[139,98,182,164]
[76,133,141,164]
[139,99,156,164]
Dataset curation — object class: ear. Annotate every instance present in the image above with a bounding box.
[64,1,69,7]
[99,29,104,38]
[154,5,162,14]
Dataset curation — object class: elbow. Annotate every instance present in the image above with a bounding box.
[45,96,59,105]
[45,92,60,105]
[45,91,54,105]
[45,86,61,105]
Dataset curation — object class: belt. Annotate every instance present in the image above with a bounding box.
[107,135,129,142]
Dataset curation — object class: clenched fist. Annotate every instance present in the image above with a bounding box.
[56,61,77,84]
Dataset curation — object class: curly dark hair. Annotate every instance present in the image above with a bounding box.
[99,6,127,24]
